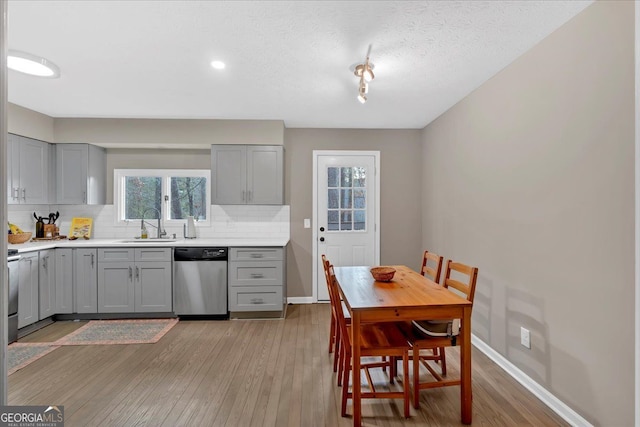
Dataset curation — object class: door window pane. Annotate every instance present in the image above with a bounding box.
[340,189,352,209]
[328,210,339,231]
[353,167,366,187]
[354,210,366,230]
[354,189,366,209]
[328,167,339,187]
[340,210,352,231]
[341,167,352,187]
[328,189,339,209]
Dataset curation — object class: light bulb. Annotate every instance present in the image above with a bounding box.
[363,68,374,82]
[357,93,367,104]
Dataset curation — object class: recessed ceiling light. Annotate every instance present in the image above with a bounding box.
[7,50,60,78]
[210,60,226,70]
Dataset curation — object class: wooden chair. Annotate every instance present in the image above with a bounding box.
[420,250,443,282]
[401,259,478,409]
[418,250,446,369]
[321,255,350,374]
[328,264,411,419]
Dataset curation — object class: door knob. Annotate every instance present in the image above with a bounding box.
[320,237,325,242]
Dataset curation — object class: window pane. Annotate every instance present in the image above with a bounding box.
[328,189,339,209]
[340,189,352,209]
[353,167,366,187]
[327,167,339,187]
[124,177,162,220]
[354,189,366,209]
[341,167,352,187]
[328,210,339,231]
[340,210,352,231]
[170,177,208,220]
[354,210,366,230]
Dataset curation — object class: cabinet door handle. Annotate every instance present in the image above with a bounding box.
[83,191,87,203]
[250,253,264,259]
[129,266,133,280]
[242,190,246,202]
[135,266,140,280]
[250,273,264,279]
[43,257,47,270]
[250,298,264,304]
[90,253,94,267]
[12,187,18,201]
[248,190,252,202]
[21,188,26,202]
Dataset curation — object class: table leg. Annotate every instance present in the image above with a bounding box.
[461,306,472,424]
[352,311,361,426]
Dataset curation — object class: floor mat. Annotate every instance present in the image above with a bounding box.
[52,318,179,345]
[8,343,60,375]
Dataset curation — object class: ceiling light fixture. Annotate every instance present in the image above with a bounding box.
[353,51,374,104]
[7,50,60,78]
[210,60,226,70]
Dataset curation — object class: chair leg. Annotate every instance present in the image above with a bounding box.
[413,346,421,409]
[337,343,345,386]
[333,329,341,372]
[329,314,336,354]
[341,357,350,416]
[403,352,410,418]
[440,346,447,376]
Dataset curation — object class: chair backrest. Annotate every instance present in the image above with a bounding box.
[442,259,478,304]
[327,264,351,351]
[421,250,444,283]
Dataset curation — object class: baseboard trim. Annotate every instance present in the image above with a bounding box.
[472,334,592,427]
[287,297,315,304]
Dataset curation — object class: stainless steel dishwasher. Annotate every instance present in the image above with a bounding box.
[173,247,228,318]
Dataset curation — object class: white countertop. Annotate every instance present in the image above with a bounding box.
[9,237,289,253]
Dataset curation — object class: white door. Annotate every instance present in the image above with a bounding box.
[314,151,380,301]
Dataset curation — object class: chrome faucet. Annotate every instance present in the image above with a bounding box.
[142,207,166,239]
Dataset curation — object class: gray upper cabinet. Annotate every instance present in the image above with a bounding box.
[56,143,106,204]
[7,134,53,204]
[211,145,283,205]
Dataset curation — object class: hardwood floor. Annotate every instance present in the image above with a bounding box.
[10,304,567,426]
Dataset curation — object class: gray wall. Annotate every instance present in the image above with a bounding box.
[284,128,423,298]
[420,2,634,425]
[8,103,54,142]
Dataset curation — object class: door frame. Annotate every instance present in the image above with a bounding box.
[312,150,381,302]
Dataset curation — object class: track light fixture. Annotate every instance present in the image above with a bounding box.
[354,54,374,104]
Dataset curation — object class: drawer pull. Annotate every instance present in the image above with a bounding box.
[250,273,265,279]
[250,298,264,304]
[250,253,264,259]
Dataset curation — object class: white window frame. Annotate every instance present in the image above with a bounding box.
[114,169,211,226]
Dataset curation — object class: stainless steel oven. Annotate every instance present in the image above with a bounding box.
[7,251,20,344]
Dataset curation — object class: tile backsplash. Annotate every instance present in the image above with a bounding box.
[8,204,290,240]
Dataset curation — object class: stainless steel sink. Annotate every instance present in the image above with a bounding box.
[118,239,177,243]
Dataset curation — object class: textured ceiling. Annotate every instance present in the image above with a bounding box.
[8,1,593,129]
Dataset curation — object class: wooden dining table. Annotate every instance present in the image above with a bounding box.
[334,265,473,426]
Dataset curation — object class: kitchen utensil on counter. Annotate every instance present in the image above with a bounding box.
[33,212,45,238]
[185,216,197,239]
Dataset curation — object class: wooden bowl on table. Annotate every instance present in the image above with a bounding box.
[370,266,396,282]
[8,232,32,244]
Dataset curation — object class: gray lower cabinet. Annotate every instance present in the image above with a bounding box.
[228,247,286,313]
[38,249,56,320]
[18,252,39,328]
[75,248,98,313]
[97,248,172,313]
[55,248,74,314]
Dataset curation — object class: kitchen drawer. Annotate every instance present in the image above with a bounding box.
[135,247,171,262]
[230,247,283,262]
[98,248,134,262]
[229,286,283,312]
[228,261,283,287]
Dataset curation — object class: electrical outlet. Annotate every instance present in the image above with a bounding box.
[303,218,311,228]
[520,327,531,349]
